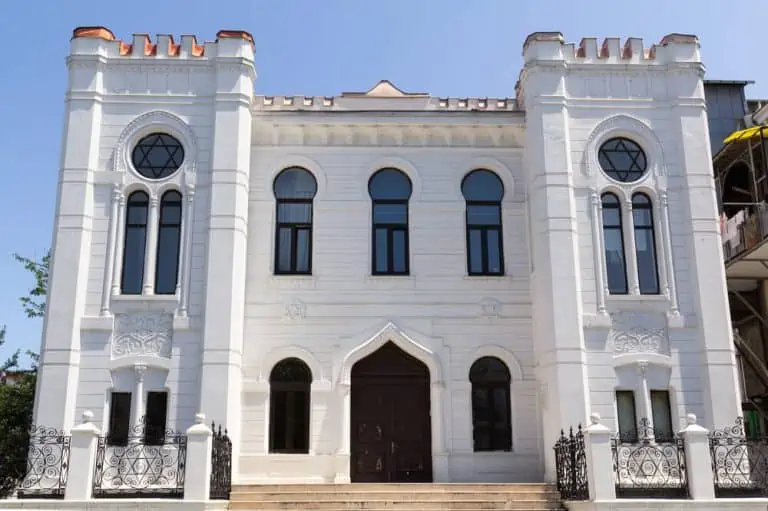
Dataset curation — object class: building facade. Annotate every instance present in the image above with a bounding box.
[33,27,741,485]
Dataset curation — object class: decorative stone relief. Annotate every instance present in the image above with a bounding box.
[479,298,502,318]
[608,312,668,355]
[285,299,307,320]
[112,313,173,359]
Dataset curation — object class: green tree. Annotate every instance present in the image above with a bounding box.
[0,251,49,497]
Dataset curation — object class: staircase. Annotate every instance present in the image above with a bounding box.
[229,483,565,510]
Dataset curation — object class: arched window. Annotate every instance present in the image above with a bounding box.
[601,193,628,295]
[632,193,660,294]
[155,190,183,295]
[368,168,412,275]
[462,170,505,275]
[269,358,311,453]
[274,168,317,275]
[470,357,512,452]
[121,191,149,294]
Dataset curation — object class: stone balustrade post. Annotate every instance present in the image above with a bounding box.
[65,411,100,501]
[184,413,213,501]
[585,413,616,501]
[680,413,715,500]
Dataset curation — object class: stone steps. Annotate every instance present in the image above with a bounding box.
[229,483,564,510]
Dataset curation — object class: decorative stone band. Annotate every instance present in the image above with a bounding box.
[521,31,700,64]
[71,26,254,57]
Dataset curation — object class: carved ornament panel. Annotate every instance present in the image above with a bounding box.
[608,312,668,355]
[112,313,173,359]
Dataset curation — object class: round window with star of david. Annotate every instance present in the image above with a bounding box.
[131,133,185,180]
[598,137,648,183]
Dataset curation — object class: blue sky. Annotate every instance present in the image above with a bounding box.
[0,0,766,364]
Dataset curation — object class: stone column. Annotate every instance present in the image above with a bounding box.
[623,198,640,295]
[184,413,213,501]
[100,184,122,316]
[335,382,351,483]
[636,362,654,436]
[585,413,616,501]
[590,189,607,315]
[431,381,450,482]
[142,195,160,295]
[658,192,680,314]
[111,193,126,296]
[132,363,147,428]
[178,185,196,317]
[680,413,716,500]
[65,411,101,501]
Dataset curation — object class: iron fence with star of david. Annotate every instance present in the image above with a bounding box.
[611,418,689,498]
[92,417,186,498]
[710,417,768,497]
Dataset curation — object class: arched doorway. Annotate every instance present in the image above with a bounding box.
[350,341,432,482]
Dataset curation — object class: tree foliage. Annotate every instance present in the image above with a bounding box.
[0,251,49,497]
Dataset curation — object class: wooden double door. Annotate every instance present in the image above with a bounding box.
[350,342,432,482]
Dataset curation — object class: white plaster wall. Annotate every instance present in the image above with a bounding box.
[240,141,541,483]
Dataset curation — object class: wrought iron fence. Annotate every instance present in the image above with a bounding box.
[612,418,688,499]
[553,425,589,500]
[92,418,187,498]
[710,417,768,497]
[16,425,71,499]
[209,422,232,500]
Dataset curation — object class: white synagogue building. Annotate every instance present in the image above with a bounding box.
[33,26,742,485]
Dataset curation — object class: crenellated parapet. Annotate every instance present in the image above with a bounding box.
[521,31,700,65]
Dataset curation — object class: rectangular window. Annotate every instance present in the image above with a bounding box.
[466,203,504,276]
[270,388,310,453]
[650,390,673,441]
[616,390,637,441]
[274,200,313,275]
[145,391,169,445]
[371,201,409,276]
[108,392,132,446]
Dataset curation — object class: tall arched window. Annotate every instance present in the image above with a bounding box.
[601,193,628,295]
[121,191,149,295]
[274,168,317,275]
[462,170,505,275]
[368,168,412,275]
[155,190,183,295]
[269,358,311,453]
[632,193,660,294]
[470,357,512,452]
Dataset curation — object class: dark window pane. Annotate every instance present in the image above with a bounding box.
[462,170,504,202]
[296,229,310,273]
[373,203,407,224]
[374,228,388,273]
[487,230,502,274]
[132,133,185,180]
[392,230,407,273]
[145,391,168,445]
[368,169,412,200]
[271,390,287,450]
[270,358,311,453]
[604,229,628,293]
[122,228,147,294]
[108,392,131,446]
[274,168,318,199]
[616,391,637,441]
[632,207,653,227]
[602,206,621,227]
[468,229,483,274]
[277,227,292,272]
[598,137,647,183]
[127,204,148,225]
[270,358,312,383]
[650,391,673,441]
[278,203,312,223]
[467,205,501,226]
[636,230,659,294]
[470,357,511,383]
[474,427,491,451]
[155,226,181,294]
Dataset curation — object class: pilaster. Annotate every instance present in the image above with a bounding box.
[34,38,105,429]
[198,30,256,480]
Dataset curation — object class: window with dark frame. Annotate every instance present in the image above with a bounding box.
[598,137,648,183]
[121,191,149,295]
[650,390,673,442]
[601,193,628,294]
[107,391,132,446]
[368,168,412,275]
[461,169,505,276]
[469,357,512,452]
[144,391,169,445]
[155,190,183,295]
[632,193,660,295]
[616,390,638,442]
[273,168,317,275]
[131,133,185,180]
[269,358,311,453]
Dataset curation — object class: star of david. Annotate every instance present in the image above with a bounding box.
[131,134,184,180]
[598,138,647,183]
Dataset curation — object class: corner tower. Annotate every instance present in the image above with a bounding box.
[519,33,741,478]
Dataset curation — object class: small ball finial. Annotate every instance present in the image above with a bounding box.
[194,413,206,424]
[590,412,601,425]
[686,413,697,425]
[82,410,94,423]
